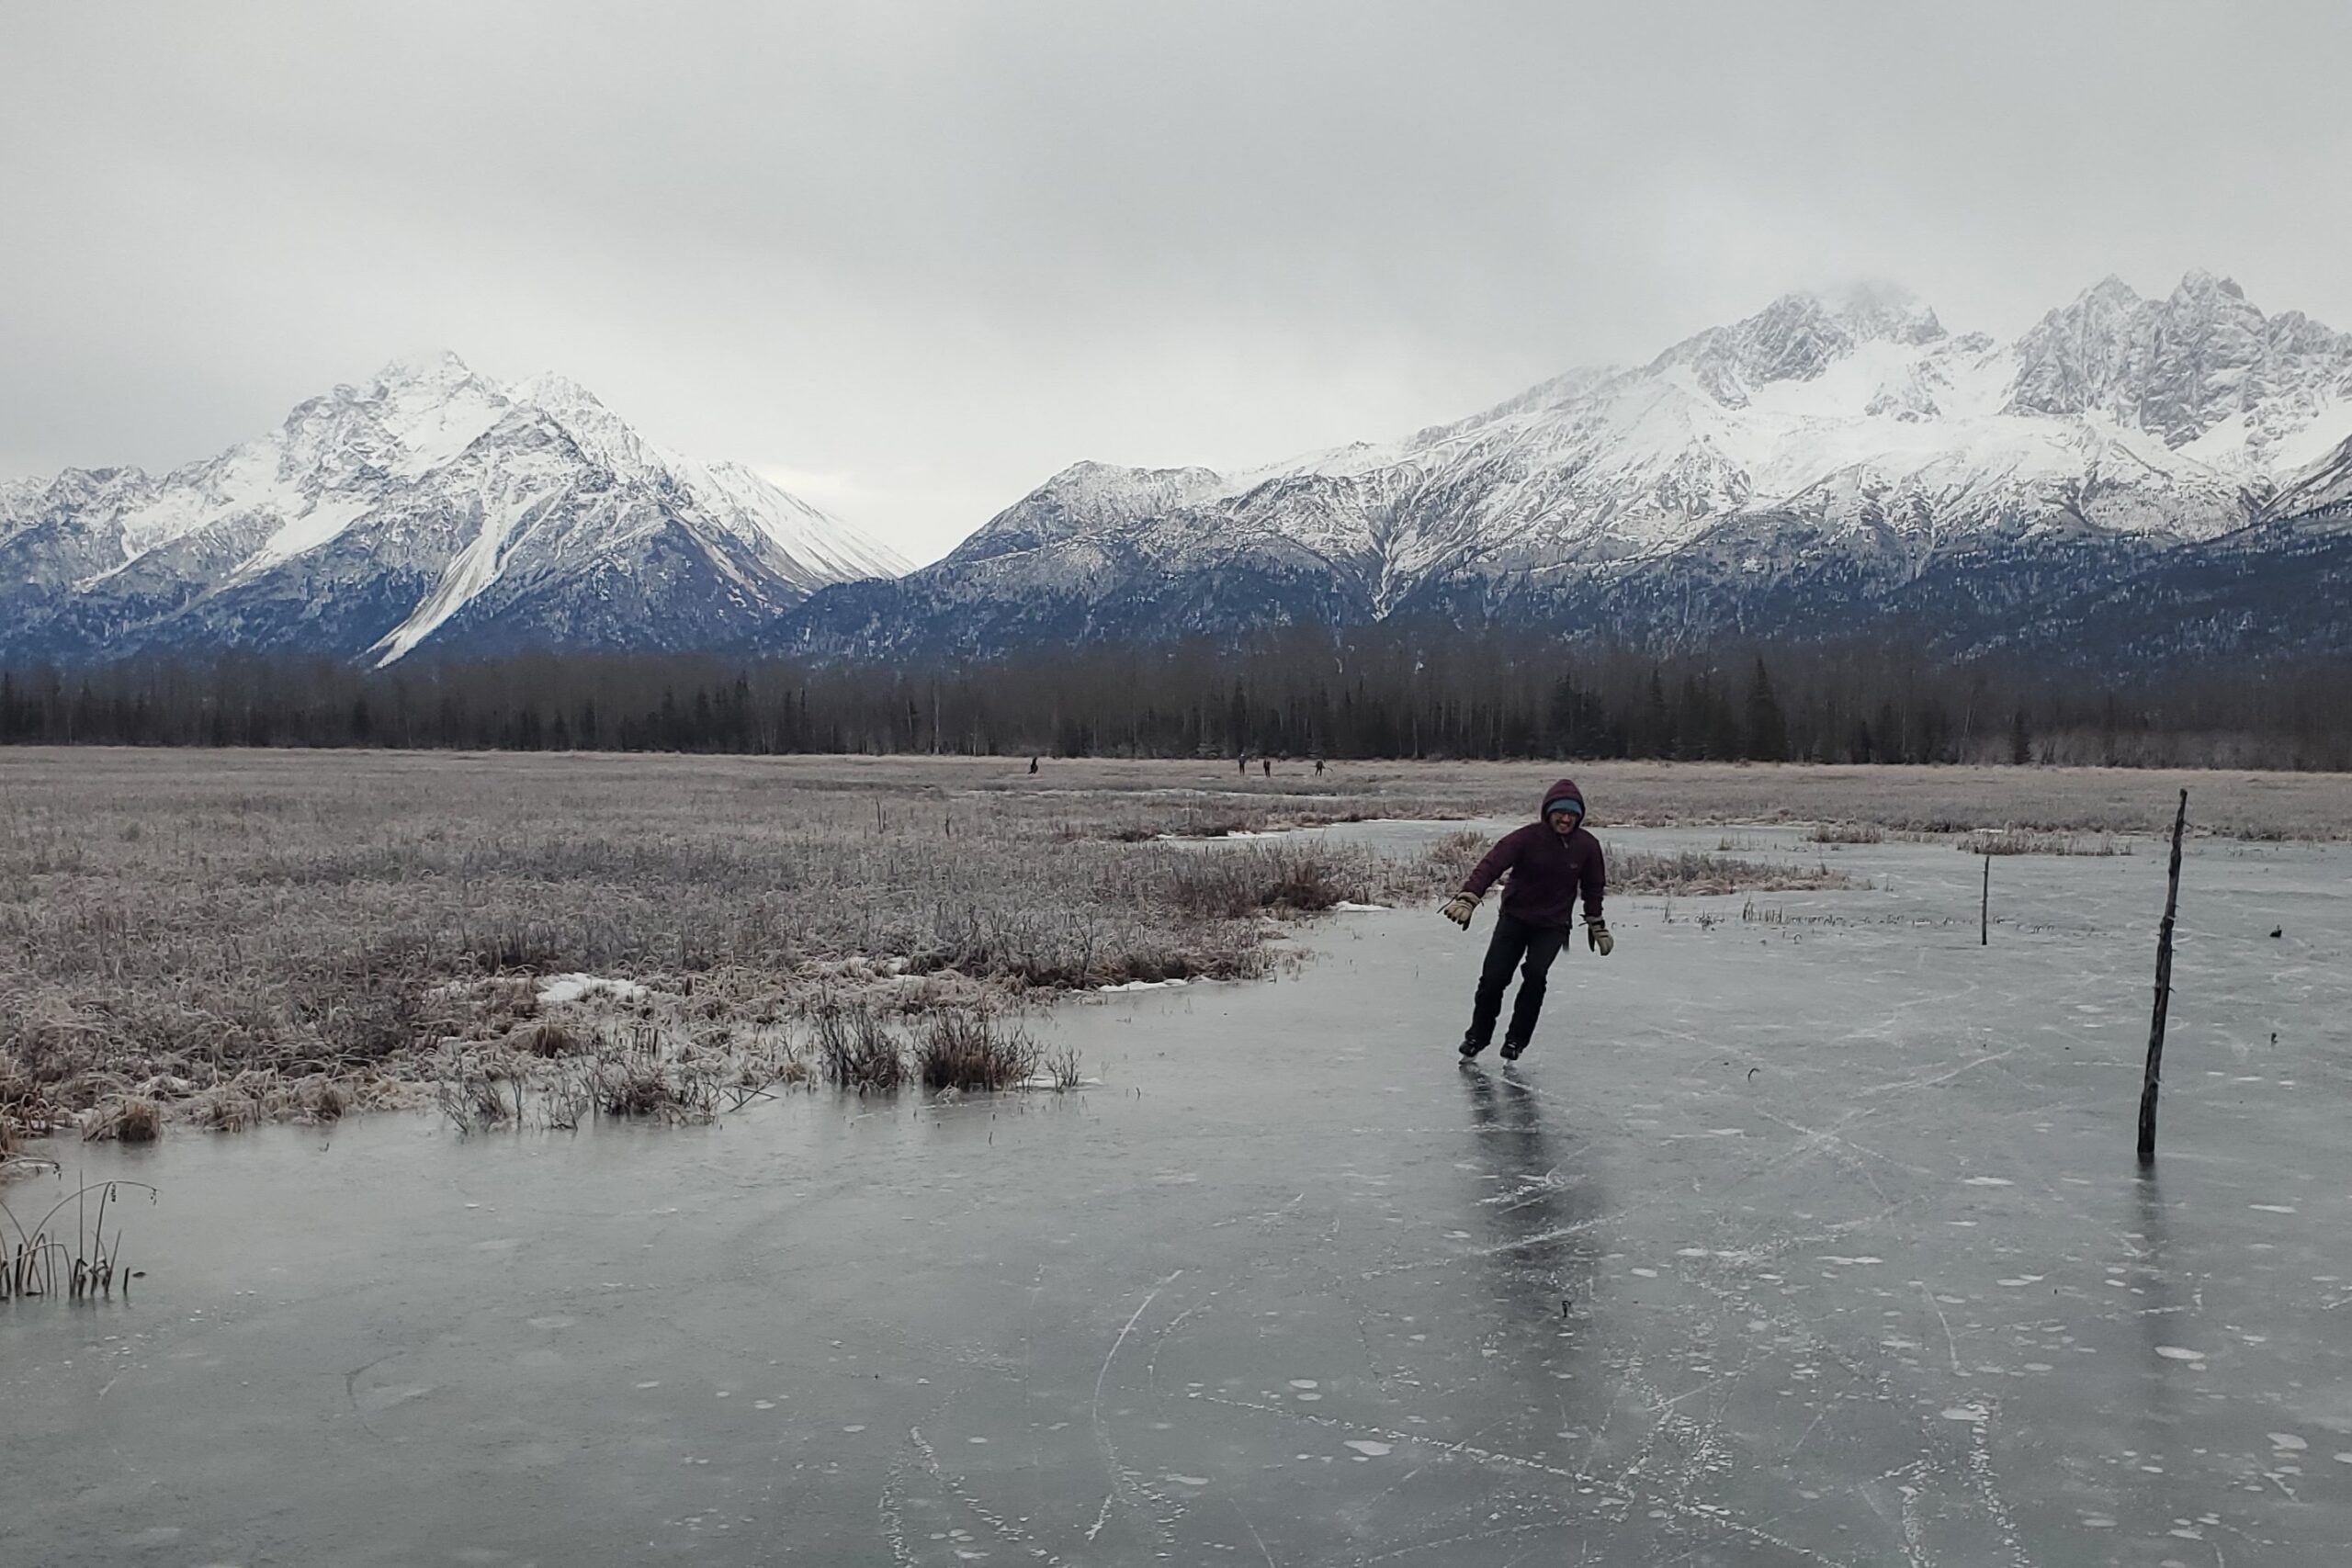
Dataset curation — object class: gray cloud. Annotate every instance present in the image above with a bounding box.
[6,1,2348,561]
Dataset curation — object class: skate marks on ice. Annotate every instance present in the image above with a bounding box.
[5,832,2348,1565]
[867,1070,2020,1566]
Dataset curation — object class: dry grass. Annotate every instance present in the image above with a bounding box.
[0,750,1460,1139]
[433,1007,812,1134]
[775,755,2347,840]
[1806,821,1885,844]
[1614,851,1854,896]
[82,1096,162,1143]
[814,1001,910,1094]
[1958,829,2131,856]
[1042,1043,1085,1091]
[0,1175,153,1302]
[1410,830,1852,898]
[2,750,2335,1146]
[915,1011,1041,1093]
[1161,840,1372,919]
[514,1018,584,1057]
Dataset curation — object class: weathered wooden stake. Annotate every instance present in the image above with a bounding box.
[1980,853,1990,946]
[2136,788,2189,1165]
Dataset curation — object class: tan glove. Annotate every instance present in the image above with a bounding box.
[1587,917,1613,955]
[1441,892,1479,929]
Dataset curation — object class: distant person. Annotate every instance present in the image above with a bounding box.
[1238,754,1248,775]
[1262,757,1272,778]
[1314,758,1326,776]
[1441,778,1611,1062]
[1029,756,1039,774]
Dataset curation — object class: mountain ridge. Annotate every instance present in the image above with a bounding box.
[0,355,907,665]
[8,273,2350,672]
[773,270,2352,667]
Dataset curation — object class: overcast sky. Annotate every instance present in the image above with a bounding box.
[6,3,2349,563]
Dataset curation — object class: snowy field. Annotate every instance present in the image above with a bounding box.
[4,823,2349,1564]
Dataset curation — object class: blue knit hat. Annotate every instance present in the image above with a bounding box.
[1540,778,1587,823]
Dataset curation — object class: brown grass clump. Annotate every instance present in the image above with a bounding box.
[1160,841,1371,919]
[1613,851,1853,896]
[915,1011,1040,1093]
[1409,830,1489,891]
[295,1075,349,1122]
[83,1096,163,1144]
[187,1078,266,1133]
[0,1061,68,1148]
[591,1055,680,1119]
[1958,829,2129,856]
[812,1001,908,1093]
[1806,821,1885,844]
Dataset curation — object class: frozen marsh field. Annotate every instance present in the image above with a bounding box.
[2,752,2349,1564]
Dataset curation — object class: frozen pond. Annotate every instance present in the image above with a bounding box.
[5,828,2349,1564]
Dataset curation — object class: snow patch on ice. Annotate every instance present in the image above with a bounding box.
[1333,901,1391,912]
[1343,1440,1392,1457]
[1099,978,1190,992]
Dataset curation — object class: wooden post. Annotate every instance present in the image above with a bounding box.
[2136,789,2189,1165]
[1980,853,1990,946]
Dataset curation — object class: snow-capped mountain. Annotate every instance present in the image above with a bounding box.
[775,272,2352,666]
[13,277,2348,674]
[0,354,907,665]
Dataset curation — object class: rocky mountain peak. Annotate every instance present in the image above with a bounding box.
[1816,280,1946,345]
[361,349,490,399]
[2008,271,2352,445]
[506,371,659,478]
[1653,283,1947,407]
[2,355,905,665]
[947,460,1227,567]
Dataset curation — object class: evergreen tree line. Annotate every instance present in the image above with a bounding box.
[4,629,2349,770]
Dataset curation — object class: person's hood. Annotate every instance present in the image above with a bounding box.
[1540,778,1586,823]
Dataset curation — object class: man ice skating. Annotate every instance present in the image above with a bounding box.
[1441,778,1612,1061]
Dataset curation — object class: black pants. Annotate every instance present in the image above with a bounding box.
[1466,911,1569,1047]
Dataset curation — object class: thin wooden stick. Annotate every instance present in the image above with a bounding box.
[2137,788,2189,1166]
[1980,853,1990,946]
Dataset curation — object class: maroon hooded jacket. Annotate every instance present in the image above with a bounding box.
[1461,777,1605,930]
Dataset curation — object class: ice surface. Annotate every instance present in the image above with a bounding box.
[4,829,2347,1562]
